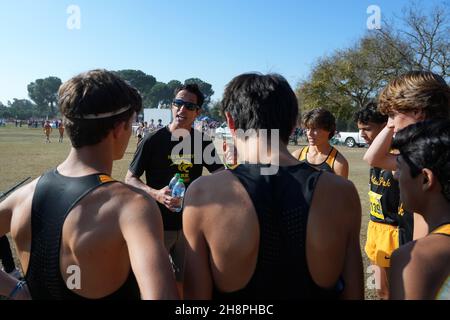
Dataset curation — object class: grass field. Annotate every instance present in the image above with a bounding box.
[0,124,376,299]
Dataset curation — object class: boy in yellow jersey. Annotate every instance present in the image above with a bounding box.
[292,108,349,178]
[364,71,450,241]
[390,120,450,300]
[355,101,410,299]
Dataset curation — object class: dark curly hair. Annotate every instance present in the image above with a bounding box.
[174,83,205,108]
[392,119,450,202]
[354,101,387,125]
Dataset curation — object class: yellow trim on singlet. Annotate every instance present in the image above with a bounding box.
[98,174,115,184]
[298,146,338,170]
[431,224,450,236]
[431,224,450,300]
[326,148,338,170]
[225,163,240,170]
[298,147,308,161]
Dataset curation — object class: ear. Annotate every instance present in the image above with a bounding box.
[112,122,123,139]
[421,168,435,192]
[225,112,235,131]
[413,109,426,121]
[196,108,202,117]
[112,120,129,139]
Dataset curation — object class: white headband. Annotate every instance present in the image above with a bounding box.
[67,105,132,119]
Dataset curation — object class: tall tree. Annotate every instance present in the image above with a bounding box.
[27,77,62,117]
[184,78,214,107]
[167,80,182,97]
[6,99,38,119]
[115,70,156,92]
[0,101,12,119]
[115,70,157,108]
[207,100,225,122]
[297,2,449,127]
[148,82,172,108]
[297,35,407,123]
[376,2,450,79]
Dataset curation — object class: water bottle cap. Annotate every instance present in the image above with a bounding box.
[175,173,180,177]
[178,178,184,183]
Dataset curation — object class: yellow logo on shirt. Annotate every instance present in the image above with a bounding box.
[370,175,391,187]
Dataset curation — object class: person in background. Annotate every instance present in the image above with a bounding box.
[183,73,363,299]
[355,101,411,299]
[364,71,450,241]
[292,108,349,178]
[125,83,223,297]
[390,119,450,300]
[0,69,177,300]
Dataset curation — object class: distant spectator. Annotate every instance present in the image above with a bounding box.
[156,119,164,130]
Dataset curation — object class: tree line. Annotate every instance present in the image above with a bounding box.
[297,2,450,130]
[0,70,222,121]
[2,3,448,127]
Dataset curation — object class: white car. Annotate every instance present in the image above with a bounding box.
[334,131,367,148]
[215,122,232,139]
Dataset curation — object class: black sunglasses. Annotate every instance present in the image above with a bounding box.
[172,99,199,111]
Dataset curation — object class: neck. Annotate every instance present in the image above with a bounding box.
[420,196,450,233]
[58,143,113,177]
[308,143,332,154]
[169,122,192,133]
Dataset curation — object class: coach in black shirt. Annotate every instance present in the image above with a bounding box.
[125,84,223,295]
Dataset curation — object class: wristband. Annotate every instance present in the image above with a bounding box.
[7,280,27,300]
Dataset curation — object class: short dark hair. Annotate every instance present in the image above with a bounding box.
[354,101,388,125]
[174,84,205,108]
[392,119,450,202]
[221,73,298,144]
[302,107,336,140]
[59,69,142,148]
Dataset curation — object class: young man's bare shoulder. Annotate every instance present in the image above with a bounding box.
[2,178,39,207]
[391,237,450,299]
[392,237,448,280]
[409,236,450,270]
[313,172,359,219]
[186,170,238,203]
[291,147,302,159]
[335,151,349,166]
[317,171,355,196]
[92,181,159,216]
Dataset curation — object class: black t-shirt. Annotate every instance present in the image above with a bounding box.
[129,126,223,230]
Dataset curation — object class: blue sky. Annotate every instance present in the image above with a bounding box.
[0,0,442,105]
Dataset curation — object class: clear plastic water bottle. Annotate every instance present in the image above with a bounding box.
[168,173,181,191]
[171,178,185,213]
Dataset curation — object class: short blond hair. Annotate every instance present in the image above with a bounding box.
[378,71,450,119]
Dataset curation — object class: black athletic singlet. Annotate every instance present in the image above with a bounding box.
[298,146,339,173]
[368,167,413,245]
[212,163,344,300]
[25,169,140,300]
